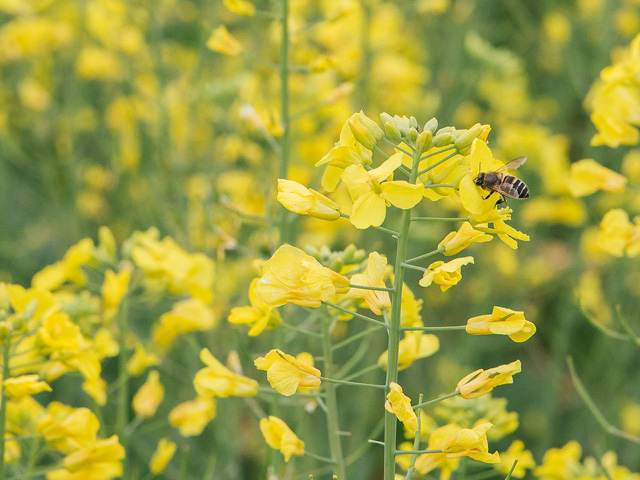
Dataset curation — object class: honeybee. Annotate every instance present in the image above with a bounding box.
[474,156,530,204]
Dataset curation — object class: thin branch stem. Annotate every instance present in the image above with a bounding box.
[401,325,467,332]
[404,247,445,265]
[322,301,388,328]
[320,376,386,390]
[383,137,413,157]
[413,391,460,410]
[350,284,396,292]
[420,145,456,160]
[332,326,383,350]
[417,152,458,176]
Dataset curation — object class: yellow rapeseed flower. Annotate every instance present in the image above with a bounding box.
[277,179,341,221]
[419,256,474,291]
[253,245,349,308]
[347,252,391,314]
[132,371,164,419]
[194,348,258,397]
[259,416,305,462]
[32,238,94,290]
[568,159,627,196]
[458,140,507,216]
[36,402,99,454]
[153,298,217,349]
[438,222,493,256]
[126,344,161,376]
[47,435,125,480]
[4,375,51,400]
[223,0,255,16]
[379,332,439,370]
[457,360,522,399]
[149,438,177,474]
[228,278,282,336]
[400,424,461,478]
[168,397,216,437]
[385,382,418,433]
[534,441,582,480]
[206,26,242,56]
[466,306,536,342]
[341,153,423,229]
[254,349,321,396]
[440,422,500,463]
[101,266,131,319]
[496,440,536,477]
[596,209,639,257]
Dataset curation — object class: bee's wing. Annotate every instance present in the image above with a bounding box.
[496,181,522,199]
[497,156,527,172]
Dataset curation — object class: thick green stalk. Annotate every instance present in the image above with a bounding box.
[116,296,130,474]
[383,145,420,480]
[321,318,347,479]
[0,323,10,480]
[278,0,292,244]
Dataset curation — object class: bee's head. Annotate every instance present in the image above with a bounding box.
[473,173,484,185]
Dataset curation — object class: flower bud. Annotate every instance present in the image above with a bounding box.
[424,117,438,133]
[380,112,393,125]
[409,116,419,129]
[454,125,483,155]
[407,127,419,143]
[416,129,433,154]
[348,118,377,150]
[0,321,10,341]
[432,132,455,147]
[384,122,402,142]
[277,180,341,221]
[357,111,383,140]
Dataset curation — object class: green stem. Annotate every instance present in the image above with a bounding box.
[420,145,455,160]
[320,376,386,390]
[400,263,426,273]
[322,302,388,328]
[374,145,390,158]
[423,184,454,188]
[278,0,292,244]
[413,391,460,410]
[116,295,130,475]
[305,450,336,464]
[320,318,347,479]
[342,363,382,382]
[405,393,423,480]
[383,143,420,480]
[0,318,10,480]
[396,450,441,455]
[332,326,382,350]
[349,284,395,292]
[417,152,458,176]
[404,247,444,265]
[339,213,399,236]
[279,321,322,338]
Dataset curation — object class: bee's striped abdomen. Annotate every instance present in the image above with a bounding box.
[501,175,530,199]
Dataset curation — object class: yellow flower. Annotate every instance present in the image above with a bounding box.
[254,349,321,396]
[342,153,423,229]
[194,348,258,398]
[47,435,125,480]
[132,371,164,419]
[400,285,423,328]
[471,208,530,249]
[568,159,627,196]
[440,422,500,463]
[206,26,242,56]
[399,424,461,478]
[149,438,177,474]
[4,439,19,465]
[36,402,99,453]
[466,306,536,343]
[75,47,122,81]
[126,344,161,376]
[438,222,492,256]
[32,238,94,290]
[228,278,282,336]
[347,252,391,314]
[459,140,508,216]
[457,360,522,399]
[385,382,418,433]
[223,0,255,16]
[522,198,586,226]
[4,375,51,400]
[259,416,305,462]
[153,298,217,349]
[277,179,340,221]
[169,397,216,437]
[379,333,439,370]
[316,114,373,192]
[496,440,536,477]
[419,256,474,291]
[101,267,131,318]
[534,441,582,480]
[253,245,349,308]
[596,209,640,257]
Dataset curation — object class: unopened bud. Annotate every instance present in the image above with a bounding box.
[330,257,344,272]
[424,117,438,133]
[384,122,402,142]
[454,125,483,155]
[409,116,419,129]
[348,118,377,150]
[432,132,455,147]
[407,127,419,143]
[380,112,393,125]
[0,321,10,340]
[357,111,383,140]
[416,129,433,154]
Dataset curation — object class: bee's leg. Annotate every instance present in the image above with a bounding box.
[483,191,495,200]
[496,195,507,205]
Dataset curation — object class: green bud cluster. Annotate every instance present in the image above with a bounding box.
[305,244,367,272]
